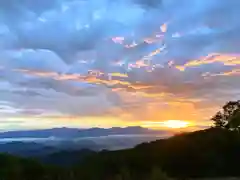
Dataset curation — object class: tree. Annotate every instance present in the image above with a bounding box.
[149,167,172,180]
[113,168,132,180]
[211,100,240,131]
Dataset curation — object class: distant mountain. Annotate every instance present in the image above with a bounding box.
[0,127,81,138]
[0,142,57,157]
[0,127,169,157]
[0,140,104,158]
[0,126,166,139]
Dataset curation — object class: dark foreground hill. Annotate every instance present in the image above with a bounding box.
[0,128,240,180]
[74,128,240,179]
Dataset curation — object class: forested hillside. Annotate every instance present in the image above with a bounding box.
[1,127,240,180]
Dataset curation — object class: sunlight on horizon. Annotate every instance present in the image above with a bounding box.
[161,120,190,129]
[141,120,192,129]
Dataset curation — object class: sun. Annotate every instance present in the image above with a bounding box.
[161,120,190,129]
[141,120,191,129]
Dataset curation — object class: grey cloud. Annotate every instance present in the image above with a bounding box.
[0,49,68,72]
[17,109,44,116]
[17,78,100,97]
[0,85,120,118]
[0,0,240,124]
[0,0,165,63]
[11,90,42,97]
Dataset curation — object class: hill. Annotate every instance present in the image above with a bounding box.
[0,128,240,180]
[72,128,240,179]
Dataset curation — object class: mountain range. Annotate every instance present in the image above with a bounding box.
[0,126,167,139]
[0,127,170,157]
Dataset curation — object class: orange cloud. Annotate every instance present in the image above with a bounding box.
[55,74,83,81]
[109,72,128,78]
[11,67,218,130]
[203,68,240,77]
[129,84,153,90]
[135,60,150,68]
[112,36,125,44]
[160,23,168,33]
[176,53,240,71]
[136,92,166,98]
[14,69,59,77]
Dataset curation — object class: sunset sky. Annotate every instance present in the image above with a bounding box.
[0,0,239,131]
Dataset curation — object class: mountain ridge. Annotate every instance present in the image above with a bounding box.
[0,126,169,157]
[0,126,166,139]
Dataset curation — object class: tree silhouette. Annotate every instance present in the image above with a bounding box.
[149,167,172,180]
[211,100,240,131]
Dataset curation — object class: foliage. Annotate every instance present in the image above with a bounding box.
[1,128,240,179]
[211,100,240,131]
[149,167,172,180]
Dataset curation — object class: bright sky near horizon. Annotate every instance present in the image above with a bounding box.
[0,0,239,131]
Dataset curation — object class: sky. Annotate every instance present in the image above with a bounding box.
[0,0,240,131]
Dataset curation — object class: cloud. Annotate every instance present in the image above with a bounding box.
[175,54,240,71]
[0,49,68,72]
[0,0,240,130]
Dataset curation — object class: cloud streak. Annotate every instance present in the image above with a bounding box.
[0,0,240,130]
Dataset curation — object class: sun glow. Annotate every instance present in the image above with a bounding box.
[161,120,190,129]
[142,120,190,129]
